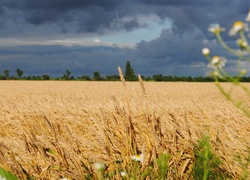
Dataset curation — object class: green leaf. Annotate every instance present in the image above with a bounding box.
[0,167,18,180]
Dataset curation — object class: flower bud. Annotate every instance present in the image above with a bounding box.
[202,48,210,56]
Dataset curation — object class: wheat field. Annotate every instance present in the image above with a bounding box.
[0,80,250,179]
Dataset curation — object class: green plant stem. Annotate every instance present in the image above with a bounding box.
[239,31,250,53]
[216,33,240,56]
[203,145,209,180]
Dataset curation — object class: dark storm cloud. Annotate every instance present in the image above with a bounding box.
[1,0,249,34]
[1,0,136,33]
[130,28,210,76]
[0,0,249,77]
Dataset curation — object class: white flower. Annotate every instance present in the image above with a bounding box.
[246,11,250,21]
[120,171,127,177]
[236,39,248,50]
[0,175,6,180]
[202,48,210,56]
[208,24,225,34]
[229,21,248,36]
[94,162,105,170]
[131,153,144,163]
[208,56,227,69]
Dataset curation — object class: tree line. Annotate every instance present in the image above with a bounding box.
[1,61,250,82]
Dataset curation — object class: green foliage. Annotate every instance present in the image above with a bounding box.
[90,152,170,179]
[42,74,50,80]
[81,75,91,81]
[0,167,18,180]
[105,74,120,81]
[16,68,23,78]
[125,61,137,81]
[192,135,228,180]
[62,69,71,80]
[93,71,102,81]
[157,153,171,180]
[3,69,9,79]
[238,151,250,180]
[0,74,5,80]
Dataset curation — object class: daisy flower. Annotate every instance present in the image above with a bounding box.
[131,153,144,163]
[229,21,248,36]
[208,56,227,69]
[208,24,225,35]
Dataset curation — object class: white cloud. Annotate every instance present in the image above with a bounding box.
[0,37,135,48]
[94,38,101,43]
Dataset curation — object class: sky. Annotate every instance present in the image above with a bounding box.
[0,0,250,78]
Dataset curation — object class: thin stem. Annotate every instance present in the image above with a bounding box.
[239,30,250,52]
[216,33,240,56]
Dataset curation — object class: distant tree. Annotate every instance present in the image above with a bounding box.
[105,75,120,81]
[145,76,152,81]
[153,74,163,81]
[31,76,37,80]
[16,68,23,78]
[204,76,214,82]
[26,76,31,80]
[194,76,205,82]
[3,69,9,79]
[163,75,174,81]
[37,76,42,80]
[93,71,102,81]
[81,75,91,81]
[125,61,137,81]
[187,76,193,82]
[0,74,4,80]
[62,69,71,80]
[42,74,50,80]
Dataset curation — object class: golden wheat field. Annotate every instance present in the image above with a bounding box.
[0,80,250,179]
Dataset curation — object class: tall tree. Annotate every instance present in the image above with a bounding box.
[62,69,71,80]
[125,61,136,81]
[3,69,9,79]
[16,68,23,78]
[93,71,102,81]
[42,74,50,80]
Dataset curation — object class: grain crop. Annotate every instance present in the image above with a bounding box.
[0,80,250,179]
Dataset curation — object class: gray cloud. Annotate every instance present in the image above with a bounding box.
[0,0,249,77]
[0,45,132,77]
[1,0,249,34]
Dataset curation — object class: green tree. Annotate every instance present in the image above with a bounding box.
[153,74,163,81]
[16,68,23,78]
[3,70,9,79]
[0,74,4,80]
[42,74,50,80]
[93,71,102,81]
[63,69,71,80]
[125,61,137,81]
[81,75,91,81]
[105,75,120,81]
